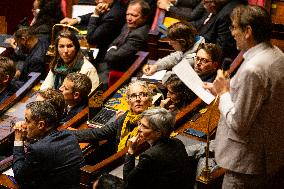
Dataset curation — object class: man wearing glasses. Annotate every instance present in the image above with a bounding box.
[204,5,284,188]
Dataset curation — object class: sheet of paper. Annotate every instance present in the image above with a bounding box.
[141,70,167,81]
[0,47,6,54]
[3,168,14,177]
[172,59,215,104]
[72,5,95,18]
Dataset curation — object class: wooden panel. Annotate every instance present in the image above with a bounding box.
[0,16,7,34]
[0,0,33,34]
[271,1,284,24]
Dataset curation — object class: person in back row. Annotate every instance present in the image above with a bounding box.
[123,108,195,189]
[60,0,126,62]
[41,30,99,92]
[12,27,49,81]
[143,21,204,77]
[157,0,206,22]
[59,73,92,124]
[191,0,246,60]
[0,57,19,104]
[67,80,153,155]
[12,101,84,189]
[98,0,151,87]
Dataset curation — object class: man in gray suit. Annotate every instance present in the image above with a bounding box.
[204,5,284,189]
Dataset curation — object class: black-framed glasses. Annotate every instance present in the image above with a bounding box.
[128,92,148,101]
[194,56,212,64]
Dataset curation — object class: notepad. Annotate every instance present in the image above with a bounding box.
[141,70,167,81]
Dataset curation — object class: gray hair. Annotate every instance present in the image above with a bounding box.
[126,80,153,100]
[26,101,58,128]
[141,108,175,137]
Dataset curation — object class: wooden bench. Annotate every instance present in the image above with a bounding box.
[78,51,245,188]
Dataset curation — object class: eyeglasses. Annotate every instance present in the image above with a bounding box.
[194,56,212,64]
[128,92,148,101]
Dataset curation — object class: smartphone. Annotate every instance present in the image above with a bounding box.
[184,128,206,139]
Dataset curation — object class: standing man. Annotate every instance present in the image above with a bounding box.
[204,5,284,188]
[13,101,84,189]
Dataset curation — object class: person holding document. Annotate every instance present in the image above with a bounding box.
[203,5,284,188]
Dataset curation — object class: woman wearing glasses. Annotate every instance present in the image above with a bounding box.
[40,30,99,92]
[143,21,204,76]
[67,80,153,155]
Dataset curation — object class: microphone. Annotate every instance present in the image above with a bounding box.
[221,58,232,78]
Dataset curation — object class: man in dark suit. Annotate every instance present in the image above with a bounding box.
[98,0,151,86]
[191,0,246,59]
[124,108,195,189]
[157,0,206,21]
[13,27,49,81]
[59,73,92,124]
[61,0,126,62]
[12,101,84,189]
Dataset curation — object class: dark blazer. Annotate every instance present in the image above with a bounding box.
[80,1,126,62]
[12,130,84,189]
[104,24,149,71]
[191,0,246,59]
[60,101,88,124]
[168,0,206,21]
[71,113,135,154]
[19,38,49,81]
[123,138,195,189]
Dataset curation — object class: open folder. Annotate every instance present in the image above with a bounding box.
[172,59,215,104]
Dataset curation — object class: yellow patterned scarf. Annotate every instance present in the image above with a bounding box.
[117,112,141,152]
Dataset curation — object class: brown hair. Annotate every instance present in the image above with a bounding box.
[37,88,65,120]
[0,57,16,82]
[197,43,222,66]
[230,5,272,43]
[50,30,82,71]
[65,73,92,101]
[167,22,197,52]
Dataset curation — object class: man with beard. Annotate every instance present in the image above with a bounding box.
[13,27,49,81]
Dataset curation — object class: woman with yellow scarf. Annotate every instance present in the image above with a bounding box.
[70,80,153,154]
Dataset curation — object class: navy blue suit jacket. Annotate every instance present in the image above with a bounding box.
[13,130,84,189]
[80,1,126,62]
[104,24,149,71]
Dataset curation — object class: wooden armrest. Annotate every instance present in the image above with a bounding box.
[0,72,41,115]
